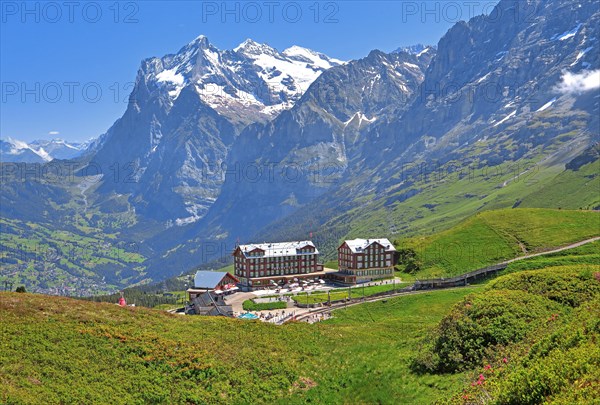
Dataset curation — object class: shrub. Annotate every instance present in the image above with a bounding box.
[397,248,422,274]
[411,290,563,373]
[15,286,26,293]
[242,300,287,311]
[488,265,600,307]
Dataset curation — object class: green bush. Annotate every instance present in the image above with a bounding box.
[449,302,600,405]
[242,300,287,311]
[487,265,600,307]
[499,302,600,404]
[411,289,563,373]
[429,264,600,404]
[396,247,422,274]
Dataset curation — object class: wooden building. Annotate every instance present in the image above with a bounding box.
[186,271,239,300]
[186,291,234,317]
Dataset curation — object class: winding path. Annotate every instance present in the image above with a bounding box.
[501,236,600,264]
[294,236,600,322]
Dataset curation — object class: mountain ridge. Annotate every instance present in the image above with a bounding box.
[0,137,92,163]
[1,0,599,294]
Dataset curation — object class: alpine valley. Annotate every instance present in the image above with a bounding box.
[1,0,599,296]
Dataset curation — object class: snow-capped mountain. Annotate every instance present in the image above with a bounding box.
[393,44,436,57]
[0,137,90,163]
[141,36,344,126]
[29,139,93,160]
[4,0,600,293]
[192,47,435,242]
[88,36,344,223]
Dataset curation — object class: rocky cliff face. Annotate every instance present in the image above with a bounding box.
[88,36,344,222]
[386,0,599,155]
[2,0,599,292]
[243,0,600,255]
[196,48,434,241]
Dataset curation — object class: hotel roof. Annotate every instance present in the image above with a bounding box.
[342,238,396,253]
[237,241,319,258]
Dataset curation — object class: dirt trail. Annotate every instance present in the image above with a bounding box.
[502,236,600,264]
[295,236,600,322]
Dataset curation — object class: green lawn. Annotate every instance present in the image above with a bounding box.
[242,299,287,311]
[0,287,477,404]
[292,282,411,304]
[298,287,481,404]
[2,232,598,404]
[323,260,339,269]
[397,208,599,278]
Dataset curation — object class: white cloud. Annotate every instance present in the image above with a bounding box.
[48,131,60,135]
[555,69,600,94]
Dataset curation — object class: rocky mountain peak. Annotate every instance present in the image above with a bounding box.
[234,38,277,56]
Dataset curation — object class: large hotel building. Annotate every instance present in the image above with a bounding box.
[333,238,397,284]
[233,241,326,290]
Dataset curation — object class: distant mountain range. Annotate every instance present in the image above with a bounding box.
[1,0,598,295]
[0,137,93,163]
[393,44,436,56]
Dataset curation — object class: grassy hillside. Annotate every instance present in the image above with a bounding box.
[0,217,146,296]
[396,208,599,278]
[503,240,600,274]
[520,159,600,210]
[265,144,599,262]
[413,264,600,404]
[2,226,599,404]
[0,288,478,404]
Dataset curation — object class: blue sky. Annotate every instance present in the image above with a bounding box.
[1,1,495,142]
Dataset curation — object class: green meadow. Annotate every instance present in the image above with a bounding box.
[2,209,598,404]
[396,208,599,278]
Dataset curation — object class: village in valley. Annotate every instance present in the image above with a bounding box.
[159,238,405,324]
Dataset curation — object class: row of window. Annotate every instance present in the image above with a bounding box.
[244,267,313,278]
[339,246,386,254]
[339,253,391,261]
[237,255,316,264]
[235,263,315,273]
[340,260,392,269]
[246,263,315,271]
[237,261,316,271]
[349,268,393,277]
[341,261,392,270]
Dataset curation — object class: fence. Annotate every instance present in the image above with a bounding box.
[414,264,507,290]
[294,285,415,308]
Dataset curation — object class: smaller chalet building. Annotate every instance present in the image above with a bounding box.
[232,241,325,291]
[186,291,234,317]
[334,238,397,284]
[187,271,239,300]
